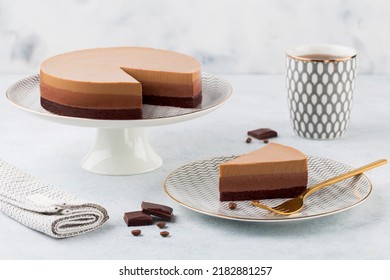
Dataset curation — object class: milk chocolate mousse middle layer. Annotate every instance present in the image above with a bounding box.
[219,143,308,201]
[40,47,202,119]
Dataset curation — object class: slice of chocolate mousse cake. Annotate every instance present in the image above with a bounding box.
[219,143,308,201]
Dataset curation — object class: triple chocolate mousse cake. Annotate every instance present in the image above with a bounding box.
[219,143,308,201]
[40,47,202,119]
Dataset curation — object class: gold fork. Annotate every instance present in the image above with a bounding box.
[251,159,388,216]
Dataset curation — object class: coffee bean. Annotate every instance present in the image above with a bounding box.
[263,139,269,144]
[228,202,237,210]
[160,231,170,237]
[156,222,166,229]
[246,137,252,143]
[131,229,141,236]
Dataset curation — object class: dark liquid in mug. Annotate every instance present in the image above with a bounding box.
[298,54,348,60]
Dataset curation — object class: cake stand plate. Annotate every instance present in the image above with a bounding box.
[6,73,232,175]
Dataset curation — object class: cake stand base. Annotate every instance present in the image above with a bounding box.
[80,128,163,175]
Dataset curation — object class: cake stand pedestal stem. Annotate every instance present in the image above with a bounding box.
[80,127,163,175]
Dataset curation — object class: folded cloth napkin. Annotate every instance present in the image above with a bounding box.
[0,159,109,238]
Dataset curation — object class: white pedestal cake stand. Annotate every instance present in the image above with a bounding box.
[6,73,232,175]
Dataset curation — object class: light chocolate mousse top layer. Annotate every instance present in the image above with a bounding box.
[40,47,202,97]
[220,143,308,177]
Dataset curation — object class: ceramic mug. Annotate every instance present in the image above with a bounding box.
[286,44,357,139]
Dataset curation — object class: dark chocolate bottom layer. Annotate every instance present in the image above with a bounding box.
[41,98,142,120]
[41,92,202,120]
[143,93,202,108]
[219,186,307,201]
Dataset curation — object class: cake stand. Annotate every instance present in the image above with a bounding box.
[6,73,232,175]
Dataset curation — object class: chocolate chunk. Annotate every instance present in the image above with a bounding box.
[247,128,277,140]
[156,222,166,229]
[246,137,252,143]
[131,229,141,236]
[263,139,269,144]
[160,231,170,237]
[141,201,173,221]
[228,202,237,210]
[123,211,153,226]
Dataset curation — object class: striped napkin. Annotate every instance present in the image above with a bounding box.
[0,159,109,238]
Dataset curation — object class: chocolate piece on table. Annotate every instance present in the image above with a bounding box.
[141,201,173,220]
[160,231,170,237]
[246,137,252,143]
[123,211,153,226]
[247,128,277,140]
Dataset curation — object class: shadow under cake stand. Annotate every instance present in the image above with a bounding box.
[6,73,232,175]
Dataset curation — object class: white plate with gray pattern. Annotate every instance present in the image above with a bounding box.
[164,156,372,222]
[5,72,232,128]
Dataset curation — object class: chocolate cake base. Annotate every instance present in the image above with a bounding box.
[41,97,142,120]
[219,186,307,201]
[41,93,202,120]
[143,93,202,108]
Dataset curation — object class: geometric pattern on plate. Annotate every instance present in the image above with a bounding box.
[164,155,371,222]
[6,72,231,120]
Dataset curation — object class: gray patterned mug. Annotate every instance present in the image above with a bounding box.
[286,44,357,139]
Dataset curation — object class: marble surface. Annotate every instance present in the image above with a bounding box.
[0,73,389,260]
[1,0,390,74]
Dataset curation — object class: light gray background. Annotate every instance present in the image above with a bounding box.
[1,0,390,74]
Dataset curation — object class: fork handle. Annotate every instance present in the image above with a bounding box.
[302,159,388,198]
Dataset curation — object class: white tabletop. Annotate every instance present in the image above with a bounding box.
[0,74,389,260]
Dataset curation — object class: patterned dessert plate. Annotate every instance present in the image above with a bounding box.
[164,156,372,222]
[5,73,232,128]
